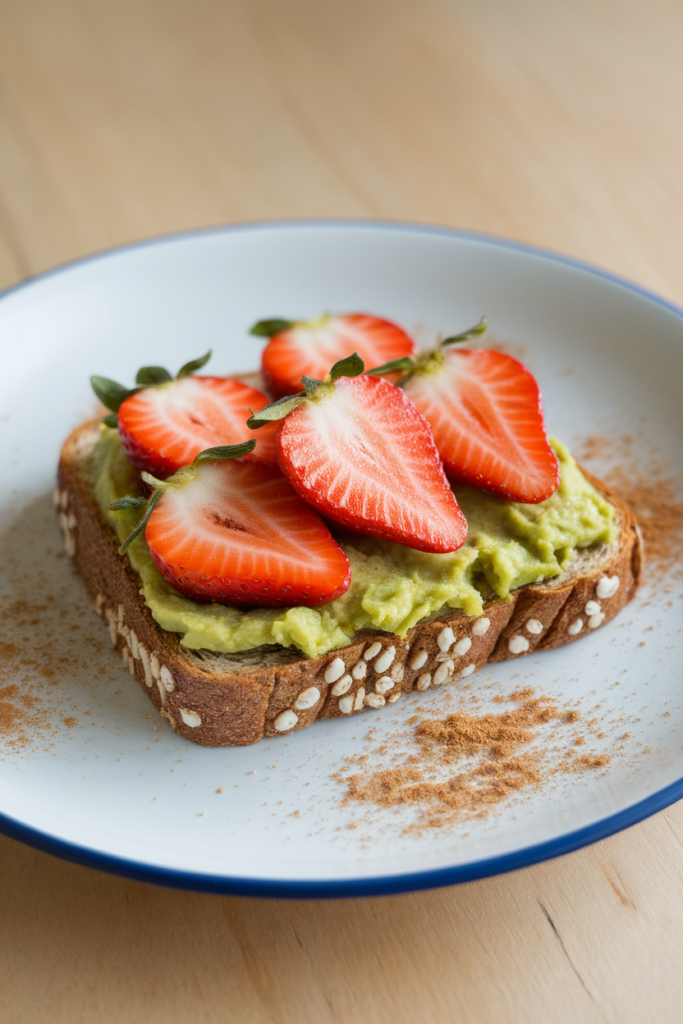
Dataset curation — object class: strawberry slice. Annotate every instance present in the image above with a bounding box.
[253,314,417,399]
[249,358,467,553]
[117,376,279,477]
[403,347,560,503]
[112,445,351,607]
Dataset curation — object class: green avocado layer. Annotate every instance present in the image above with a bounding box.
[91,430,615,659]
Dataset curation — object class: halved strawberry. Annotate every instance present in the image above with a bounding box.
[253,314,417,399]
[403,345,560,503]
[118,376,278,477]
[249,355,468,553]
[111,444,351,607]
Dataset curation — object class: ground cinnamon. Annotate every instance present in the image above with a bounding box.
[578,433,683,577]
[0,497,100,754]
[337,688,611,833]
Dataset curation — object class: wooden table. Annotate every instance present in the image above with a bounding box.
[2,1,682,1020]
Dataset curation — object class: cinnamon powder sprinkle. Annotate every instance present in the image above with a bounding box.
[415,687,557,760]
[338,688,611,833]
[573,754,610,770]
[578,433,683,578]
[0,496,99,753]
[0,611,81,751]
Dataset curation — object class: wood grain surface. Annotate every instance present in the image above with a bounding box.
[1,1,683,1021]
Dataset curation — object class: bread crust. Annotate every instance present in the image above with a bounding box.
[57,422,641,746]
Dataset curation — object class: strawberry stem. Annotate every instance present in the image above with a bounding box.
[140,471,169,491]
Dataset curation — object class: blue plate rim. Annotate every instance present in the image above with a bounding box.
[2,216,681,899]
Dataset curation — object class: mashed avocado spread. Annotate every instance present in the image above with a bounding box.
[92,430,615,659]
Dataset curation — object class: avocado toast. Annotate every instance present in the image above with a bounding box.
[56,318,641,746]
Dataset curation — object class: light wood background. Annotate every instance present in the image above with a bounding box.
[2,1,683,1020]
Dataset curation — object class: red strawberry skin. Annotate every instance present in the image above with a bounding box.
[404,349,560,503]
[145,460,351,606]
[262,314,417,398]
[275,374,468,553]
[118,376,278,477]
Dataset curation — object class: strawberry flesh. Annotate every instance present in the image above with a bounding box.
[404,349,560,503]
[118,376,278,477]
[275,374,467,553]
[145,459,351,606]
[262,314,417,398]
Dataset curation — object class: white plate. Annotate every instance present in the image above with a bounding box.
[1,221,681,896]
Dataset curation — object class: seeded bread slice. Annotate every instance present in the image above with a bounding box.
[57,421,642,747]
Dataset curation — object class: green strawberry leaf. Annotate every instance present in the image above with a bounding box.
[109,488,163,555]
[329,352,365,381]
[91,376,141,412]
[366,356,415,376]
[249,318,294,337]
[177,350,212,379]
[102,413,119,429]
[441,316,487,348]
[193,440,256,464]
[301,375,323,394]
[108,495,148,510]
[136,366,173,385]
[247,392,306,428]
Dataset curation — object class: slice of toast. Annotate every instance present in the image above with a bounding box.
[57,421,642,747]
